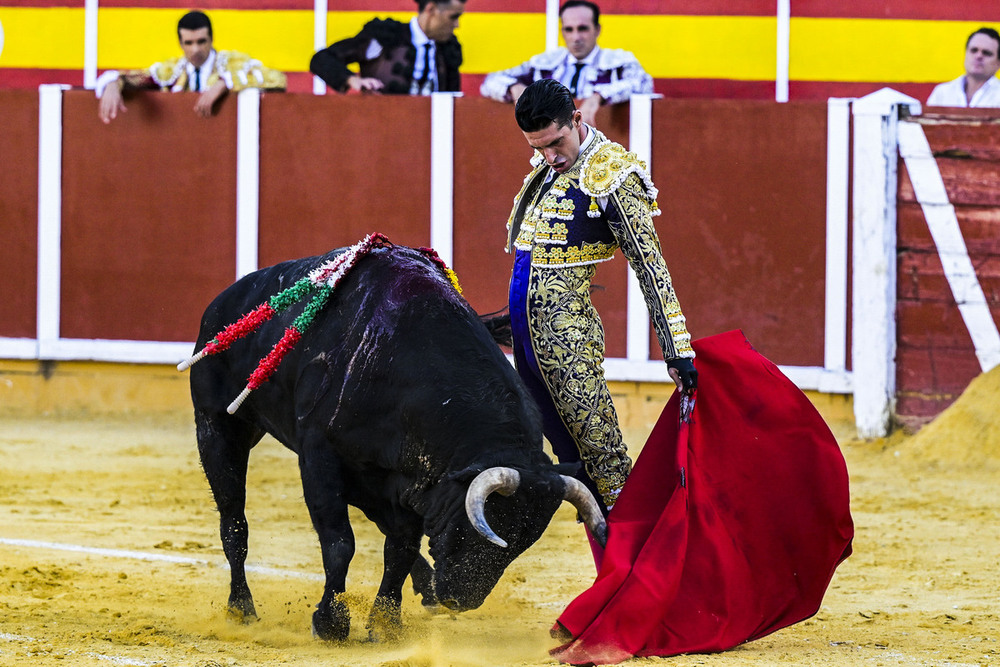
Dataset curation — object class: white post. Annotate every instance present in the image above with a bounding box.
[775,0,790,103]
[430,92,458,264]
[37,85,70,358]
[850,88,920,438]
[83,0,99,89]
[626,94,656,363]
[545,0,560,52]
[236,88,261,280]
[312,0,328,94]
[824,98,852,375]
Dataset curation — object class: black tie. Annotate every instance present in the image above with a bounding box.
[417,44,432,93]
[569,62,585,97]
[192,67,200,92]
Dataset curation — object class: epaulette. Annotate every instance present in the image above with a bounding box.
[580,142,659,201]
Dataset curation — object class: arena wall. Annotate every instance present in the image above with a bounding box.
[4,85,1000,434]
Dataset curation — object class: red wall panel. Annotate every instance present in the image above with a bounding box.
[258,94,432,268]
[59,90,238,342]
[0,90,40,338]
[651,99,829,367]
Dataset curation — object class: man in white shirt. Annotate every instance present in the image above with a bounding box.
[95,11,286,124]
[480,0,652,126]
[927,27,1000,108]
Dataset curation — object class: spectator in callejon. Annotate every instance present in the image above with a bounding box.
[927,27,1000,108]
[480,0,652,125]
[310,0,466,95]
[95,11,286,124]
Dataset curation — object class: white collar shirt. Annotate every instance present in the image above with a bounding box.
[927,75,1000,108]
[186,51,217,92]
[559,47,600,95]
[409,17,437,95]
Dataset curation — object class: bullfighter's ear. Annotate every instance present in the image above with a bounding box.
[445,464,485,482]
[553,462,582,477]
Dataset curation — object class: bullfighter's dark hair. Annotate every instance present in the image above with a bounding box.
[560,0,600,27]
[966,27,1000,50]
[515,79,577,133]
[177,10,212,40]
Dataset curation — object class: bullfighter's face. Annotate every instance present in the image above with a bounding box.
[522,110,588,174]
[179,27,213,69]
[965,32,1000,82]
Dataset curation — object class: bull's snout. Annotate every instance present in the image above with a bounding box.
[439,598,462,611]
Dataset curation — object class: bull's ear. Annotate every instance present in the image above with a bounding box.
[445,464,485,483]
[553,462,581,477]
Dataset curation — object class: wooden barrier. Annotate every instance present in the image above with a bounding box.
[896,109,1000,428]
[3,88,845,421]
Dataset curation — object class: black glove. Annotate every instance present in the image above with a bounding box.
[667,358,698,395]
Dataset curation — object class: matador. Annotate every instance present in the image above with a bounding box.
[506,79,697,514]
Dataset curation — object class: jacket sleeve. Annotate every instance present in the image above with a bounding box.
[604,173,694,361]
[480,59,536,102]
[217,52,287,91]
[591,51,653,105]
[310,29,376,92]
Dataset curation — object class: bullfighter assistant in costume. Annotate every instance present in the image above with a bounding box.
[95,11,286,124]
[507,79,697,514]
[309,0,465,95]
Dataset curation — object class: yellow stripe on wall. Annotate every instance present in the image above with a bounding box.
[0,8,85,69]
[605,15,776,80]
[453,12,546,73]
[97,8,314,71]
[790,18,987,83]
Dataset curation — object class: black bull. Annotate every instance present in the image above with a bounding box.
[186,244,607,641]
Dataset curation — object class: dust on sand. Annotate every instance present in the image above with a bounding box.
[1,370,998,666]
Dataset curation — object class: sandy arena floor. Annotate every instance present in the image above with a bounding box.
[1,371,998,667]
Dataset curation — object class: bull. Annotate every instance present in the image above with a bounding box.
[185,242,606,641]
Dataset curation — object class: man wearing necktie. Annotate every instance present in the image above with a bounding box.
[310,0,466,95]
[481,1,653,126]
[95,11,286,124]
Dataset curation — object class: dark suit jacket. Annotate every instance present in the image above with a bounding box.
[310,18,462,94]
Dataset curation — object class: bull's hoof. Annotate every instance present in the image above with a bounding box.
[227,596,258,623]
[365,598,403,642]
[312,598,350,642]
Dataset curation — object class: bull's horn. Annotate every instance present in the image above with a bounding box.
[560,476,608,548]
[465,467,521,549]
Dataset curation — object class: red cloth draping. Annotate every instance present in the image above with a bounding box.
[551,330,854,665]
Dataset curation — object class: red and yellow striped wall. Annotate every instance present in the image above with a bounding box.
[1,1,999,98]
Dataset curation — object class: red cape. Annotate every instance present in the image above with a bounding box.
[551,330,854,665]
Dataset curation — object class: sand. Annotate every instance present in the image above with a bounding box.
[1,370,998,666]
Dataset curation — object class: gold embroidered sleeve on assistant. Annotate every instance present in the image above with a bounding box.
[607,173,694,360]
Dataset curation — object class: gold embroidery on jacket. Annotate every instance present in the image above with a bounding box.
[526,264,632,507]
[608,173,694,359]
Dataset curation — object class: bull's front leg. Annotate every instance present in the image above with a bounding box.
[367,528,423,642]
[299,452,355,641]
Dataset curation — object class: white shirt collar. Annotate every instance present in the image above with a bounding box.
[410,16,432,48]
[567,46,600,68]
[186,50,216,90]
